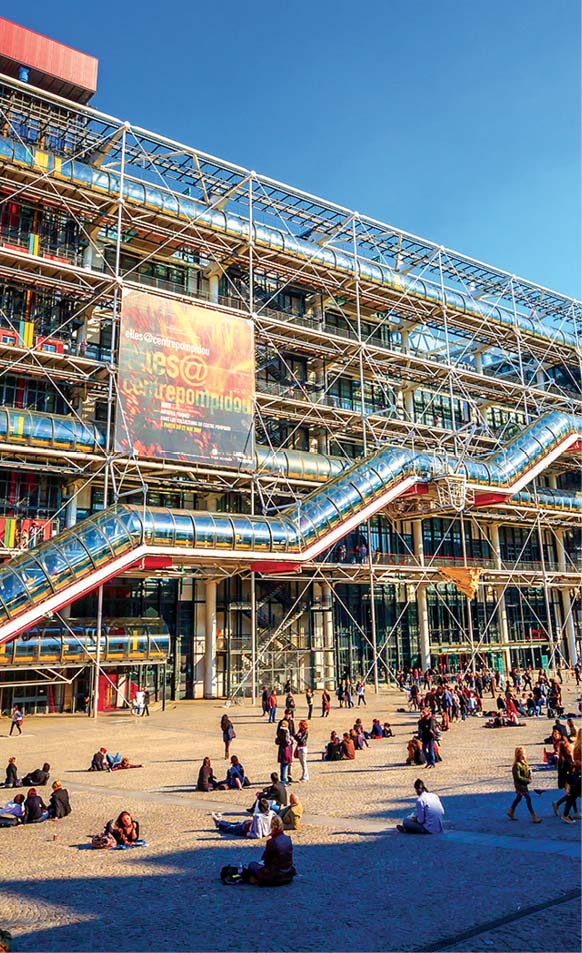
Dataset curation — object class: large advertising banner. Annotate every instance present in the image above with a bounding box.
[115,290,254,467]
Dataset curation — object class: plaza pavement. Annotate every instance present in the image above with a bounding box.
[0,680,580,952]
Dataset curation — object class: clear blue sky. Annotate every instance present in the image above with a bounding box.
[10,1,581,297]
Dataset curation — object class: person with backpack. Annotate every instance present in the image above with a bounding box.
[221,714,236,760]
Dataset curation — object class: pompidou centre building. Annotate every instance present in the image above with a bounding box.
[0,18,579,712]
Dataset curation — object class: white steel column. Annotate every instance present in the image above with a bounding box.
[322,582,335,687]
[204,580,217,698]
[412,519,430,671]
[555,527,578,665]
[61,486,79,621]
[312,582,324,687]
[490,524,512,675]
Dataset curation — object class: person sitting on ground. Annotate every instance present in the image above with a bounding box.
[397,778,445,834]
[370,719,383,739]
[354,725,369,750]
[341,732,356,760]
[110,757,143,772]
[22,763,50,787]
[406,737,425,766]
[382,722,394,738]
[248,772,287,813]
[0,793,26,827]
[245,815,296,886]
[106,811,141,846]
[212,798,274,839]
[89,748,108,771]
[47,781,71,820]
[218,755,247,791]
[566,718,577,741]
[24,787,48,823]
[197,756,218,791]
[280,792,302,831]
[323,731,341,761]
[4,758,20,788]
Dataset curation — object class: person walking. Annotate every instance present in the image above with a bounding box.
[267,690,277,724]
[418,708,437,769]
[305,688,314,720]
[560,731,581,824]
[552,738,575,819]
[294,720,309,782]
[261,686,269,717]
[141,689,150,717]
[220,713,236,760]
[321,689,331,717]
[355,681,366,706]
[507,747,541,823]
[9,706,23,736]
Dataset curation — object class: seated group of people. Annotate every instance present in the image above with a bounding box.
[0,781,71,827]
[3,759,50,788]
[323,719,393,761]
[197,755,250,791]
[89,748,142,772]
[211,789,302,840]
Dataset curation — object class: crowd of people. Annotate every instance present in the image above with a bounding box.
[1,663,579,886]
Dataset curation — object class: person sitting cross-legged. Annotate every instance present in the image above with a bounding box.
[245,815,297,886]
[247,772,287,814]
[218,755,247,791]
[212,797,274,839]
[397,779,445,834]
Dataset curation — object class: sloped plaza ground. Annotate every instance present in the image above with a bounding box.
[0,680,580,953]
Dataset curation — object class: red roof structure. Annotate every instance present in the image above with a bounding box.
[0,18,98,103]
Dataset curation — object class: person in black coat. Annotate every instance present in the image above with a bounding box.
[47,781,71,819]
[89,749,108,771]
[247,772,288,813]
[246,815,296,885]
[4,758,20,788]
[24,788,48,822]
[22,763,50,786]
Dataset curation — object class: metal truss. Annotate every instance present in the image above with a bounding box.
[0,70,579,696]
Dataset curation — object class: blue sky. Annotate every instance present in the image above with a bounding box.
[9,1,581,296]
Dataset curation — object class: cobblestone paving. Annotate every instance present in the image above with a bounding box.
[0,682,580,952]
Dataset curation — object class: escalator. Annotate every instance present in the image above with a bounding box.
[0,409,580,644]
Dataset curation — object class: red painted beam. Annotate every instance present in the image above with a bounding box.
[250,561,300,574]
[401,483,429,497]
[473,492,507,507]
[136,556,174,570]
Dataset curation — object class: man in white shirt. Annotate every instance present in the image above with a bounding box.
[211,798,274,839]
[397,779,445,834]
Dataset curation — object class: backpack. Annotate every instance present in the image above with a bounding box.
[220,864,247,885]
[91,832,116,850]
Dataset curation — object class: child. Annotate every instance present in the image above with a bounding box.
[507,746,541,823]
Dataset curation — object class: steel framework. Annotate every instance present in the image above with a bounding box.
[0,67,579,707]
